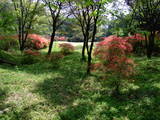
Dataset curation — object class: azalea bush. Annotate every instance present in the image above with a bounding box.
[26,34,49,50]
[94,36,136,95]
[24,49,40,56]
[126,34,145,55]
[55,36,68,41]
[21,49,41,65]
[59,43,75,55]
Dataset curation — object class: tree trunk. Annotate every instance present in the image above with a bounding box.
[86,18,97,75]
[48,30,56,55]
[87,53,91,75]
[20,43,25,52]
[81,38,86,62]
[0,59,17,66]
[147,31,155,59]
[113,83,120,97]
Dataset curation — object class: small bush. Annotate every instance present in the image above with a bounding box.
[24,49,40,56]
[94,36,136,95]
[126,34,145,55]
[21,55,39,65]
[46,52,64,68]
[21,49,41,65]
[55,36,68,41]
[26,34,49,50]
[59,43,75,55]
[0,50,20,65]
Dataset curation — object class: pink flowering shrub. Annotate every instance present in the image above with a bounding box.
[125,34,145,55]
[21,49,41,65]
[24,49,40,56]
[125,33,145,44]
[95,36,133,63]
[59,43,75,55]
[46,52,64,61]
[55,36,68,41]
[0,34,49,50]
[26,34,49,50]
[94,35,136,95]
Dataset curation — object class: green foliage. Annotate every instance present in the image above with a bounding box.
[130,0,160,32]
[21,55,40,65]
[0,49,160,119]
[0,50,20,65]
[46,52,64,68]
[0,45,160,119]
[0,36,18,51]
[0,0,16,35]
[59,43,75,55]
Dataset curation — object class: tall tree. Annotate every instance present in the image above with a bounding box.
[69,0,108,74]
[12,0,40,51]
[126,0,160,58]
[0,0,16,35]
[42,0,67,55]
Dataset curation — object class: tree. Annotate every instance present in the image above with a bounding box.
[0,0,16,35]
[12,0,40,51]
[42,0,67,55]
[126,0,160,58]
[69,0,108,74]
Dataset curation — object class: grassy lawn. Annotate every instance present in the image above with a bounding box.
[0,47,160,120]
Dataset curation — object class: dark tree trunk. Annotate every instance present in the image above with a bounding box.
[87,53,92,74]
[144,33,148,49]
[20,43,25,52]
[0,59,16,66]
[48,30,56,55]
[113,83,120,97]
[81,37,86,61]
[86,18,97,75]
[147,31,155,59]
[144,33,148,55]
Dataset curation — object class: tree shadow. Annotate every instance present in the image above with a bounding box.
[92,71,160,120]
[36,76,82,105]
[34,52,87,105]
[32,52,95,119]
[0,52,86,76]
[59,103,93,120]
[0,88,8,110]
[0,88,13,116]
[10,102,46,120]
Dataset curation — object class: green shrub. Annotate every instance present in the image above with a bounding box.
[46,52,64,68]
[0,50,20,65]
[0,36,18,51]
[21,54,41,65]
[59,43,75,55]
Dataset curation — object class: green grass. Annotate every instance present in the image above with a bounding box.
[0,47,160,120]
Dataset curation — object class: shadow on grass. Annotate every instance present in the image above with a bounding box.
[0,88,13,118]
[0,88,8,110]
[0,52,86,76]
[91,84,160,120]
[32,52,95,119]
[10,102,46,120]
[59,103,93,120]
[93,68,160,120]
[35,52,86,105]
[1,53,160,120]
[30,54,160,120]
